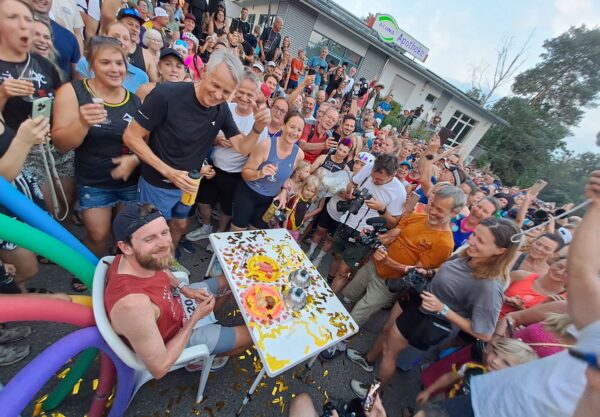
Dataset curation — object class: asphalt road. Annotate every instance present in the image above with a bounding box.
[0,228,422,417]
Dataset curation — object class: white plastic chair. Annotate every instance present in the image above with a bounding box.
[92,256,215,405]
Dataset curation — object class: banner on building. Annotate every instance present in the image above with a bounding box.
[369,14,429,62]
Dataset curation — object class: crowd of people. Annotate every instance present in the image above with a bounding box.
[0,0,598,416]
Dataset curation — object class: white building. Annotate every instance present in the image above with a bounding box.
[226,0,509,155]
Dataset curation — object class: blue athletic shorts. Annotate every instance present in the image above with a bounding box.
[137,176,192,220]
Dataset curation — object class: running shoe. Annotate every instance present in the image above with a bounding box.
[346,348,374,372]
[186,224,213,241]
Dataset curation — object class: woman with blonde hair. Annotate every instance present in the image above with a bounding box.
[349,217,522,398]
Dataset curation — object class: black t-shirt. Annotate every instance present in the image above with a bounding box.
[242,40,254,65]
[0,54,62,131]
[135,82,240,188]
[230,18,250,37]
[259,27,281,62]
[129,45,146,74]
[245,33,258,49]
[186,0,207,17]
[72,80,141,187]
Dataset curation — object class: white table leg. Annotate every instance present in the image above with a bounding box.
[203,253,217,280]
[235,367,267,416]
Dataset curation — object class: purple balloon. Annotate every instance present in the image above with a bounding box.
[0,327,135,417]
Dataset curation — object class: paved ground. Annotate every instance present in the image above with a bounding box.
[0,227,423,417]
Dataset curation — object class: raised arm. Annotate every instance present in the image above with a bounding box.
[567,170,600,329]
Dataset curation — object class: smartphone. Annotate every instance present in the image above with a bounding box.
[506,318,514,338]
[530,179,548,195]
[403,191,420,213]
[569,349,600,370]
[31,97,52,120]
[307,68,316,76]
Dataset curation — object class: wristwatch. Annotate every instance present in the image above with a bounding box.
[176,281,187,291]
[377,207,387,215]
[438,304,449,316]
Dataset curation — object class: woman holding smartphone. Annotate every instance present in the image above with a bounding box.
[52,36,141,290]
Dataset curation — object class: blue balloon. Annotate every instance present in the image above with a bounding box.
[0,177,98,265]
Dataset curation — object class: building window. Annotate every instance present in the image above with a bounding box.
[258,14,275,29]
[444,110,478,147]
[425,93,437,103]
[306,30,362,71]
[247,14,256,29]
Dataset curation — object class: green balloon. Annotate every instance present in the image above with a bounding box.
[0,214,95,287]
[42,349,98,411]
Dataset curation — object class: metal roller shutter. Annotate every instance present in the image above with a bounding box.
[278,0,318,54]
[357,45,386,82]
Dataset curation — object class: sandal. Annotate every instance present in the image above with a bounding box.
[0,326,31,344]
[0,345,30,367]
[27,287,54,294]
[71,278,87,293]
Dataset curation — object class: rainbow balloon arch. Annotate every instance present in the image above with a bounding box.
[0,177,134,417]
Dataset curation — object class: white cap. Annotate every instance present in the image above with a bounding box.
[252,62,264,72]
[356,152,375,165]
[266,61,276,67]
[153,7,168,18]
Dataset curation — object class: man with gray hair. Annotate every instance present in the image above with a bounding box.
[188,70,268,239]
[321,185,465,360]
[124,50,270,248]
[258,16,283,63]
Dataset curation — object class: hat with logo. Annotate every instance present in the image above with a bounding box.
[117,7,145,24]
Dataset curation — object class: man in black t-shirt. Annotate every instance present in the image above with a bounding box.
[123,50,271,247]
[229,7,251,37]
[258,17,283,63]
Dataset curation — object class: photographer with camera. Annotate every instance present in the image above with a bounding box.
[328,154,406,294]
[322,186,464,360]
[349,217,521,400]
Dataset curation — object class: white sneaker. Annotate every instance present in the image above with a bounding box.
[185,356,229,373]
[186,224,213,241]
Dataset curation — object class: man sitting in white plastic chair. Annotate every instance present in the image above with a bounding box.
[105,202,252,378]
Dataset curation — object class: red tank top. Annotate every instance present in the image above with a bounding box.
[499,273,545,319]
[104,255,184,344]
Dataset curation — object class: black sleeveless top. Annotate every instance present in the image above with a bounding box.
[129,45,146,75]
[320,152,346,173]
[72,80,141,188]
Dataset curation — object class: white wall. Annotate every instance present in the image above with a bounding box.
[441,98,493,155]
[313,15,369,57]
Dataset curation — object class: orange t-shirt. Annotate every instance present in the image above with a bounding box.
[290,58,304,82]
[374,212,454,279]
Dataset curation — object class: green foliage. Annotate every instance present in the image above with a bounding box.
[538,152,600,205]
[512,25,600,127]
[477,97,568,186]
[381,100,404,129]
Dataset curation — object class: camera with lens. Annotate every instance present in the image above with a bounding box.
[357,217,387,249]
[336,187,373,215]
[321,398,365,417]
[387,268,430,294]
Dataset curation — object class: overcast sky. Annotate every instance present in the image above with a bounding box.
[334,0,600,154]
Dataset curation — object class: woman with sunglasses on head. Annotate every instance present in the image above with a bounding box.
[74,22,149,94]
[309,138,351,177]
[52,35,142,291]
[231,111,305,231]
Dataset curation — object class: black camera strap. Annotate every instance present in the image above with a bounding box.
[340,177,371,239]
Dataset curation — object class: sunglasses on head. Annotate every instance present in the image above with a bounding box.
[90,35,123,47]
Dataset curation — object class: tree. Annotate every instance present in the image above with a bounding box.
[539,152,600,204]
[469,34,532,105]
[512,25,600,127]
[477,97,568,185]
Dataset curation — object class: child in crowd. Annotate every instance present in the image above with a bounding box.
[416,337,538,406]
[284,175,321,241]
[284,160,311,197]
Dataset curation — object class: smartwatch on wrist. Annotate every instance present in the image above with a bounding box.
[176,281,187,291]
[438,304,449,316]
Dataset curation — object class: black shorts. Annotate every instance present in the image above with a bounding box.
[316,203,339,235]
[231,181,273,229]
[395,295,453,351]
[420,395,474,417]
[197,167,242,216]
